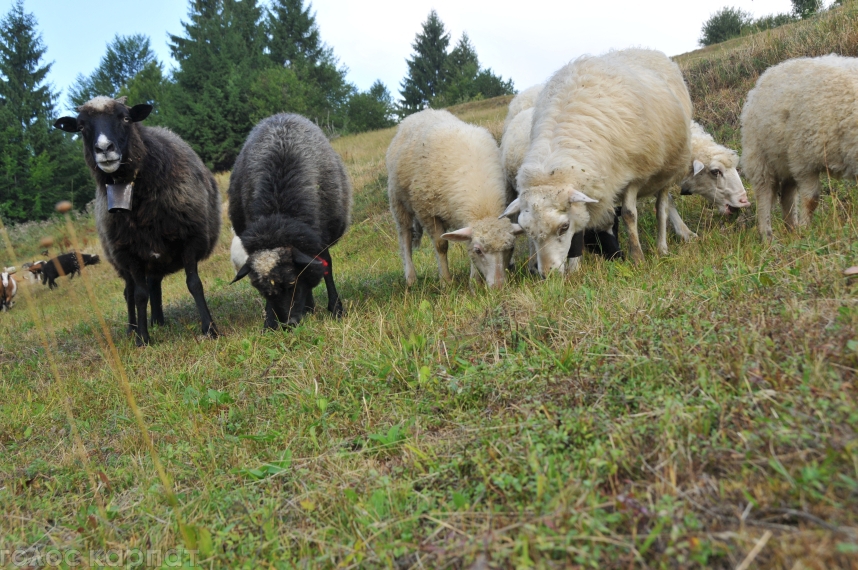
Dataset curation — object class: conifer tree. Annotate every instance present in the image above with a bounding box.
[398,10,450,115]
[266,0,353,128]
[0,0,89,221]
[169,0,268,171]
[68,34,160,109]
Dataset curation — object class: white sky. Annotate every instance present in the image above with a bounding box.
[27,0,797,101]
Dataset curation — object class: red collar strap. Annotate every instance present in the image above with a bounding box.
[314,255,330,276]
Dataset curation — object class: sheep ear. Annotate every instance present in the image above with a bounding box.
[511,223,525,236]
[129,104,153,123]
[693,160,705,176]
[231,263,251,283]
[569,190,597,204]
[54,117,78,132]
[441,227,473,242]
[500,198,521,219]
[293,248,323,267]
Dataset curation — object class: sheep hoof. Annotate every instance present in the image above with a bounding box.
[204,323,220,339]
[330,302,345,318]
[682,232,699,242]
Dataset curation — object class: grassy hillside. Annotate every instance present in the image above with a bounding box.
[1,10,858,569]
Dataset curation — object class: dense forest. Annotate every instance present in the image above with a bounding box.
[0,0,514,223]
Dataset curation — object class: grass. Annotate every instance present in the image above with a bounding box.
[2,17,858,570]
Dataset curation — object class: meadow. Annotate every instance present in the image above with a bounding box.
[1,4,858,568]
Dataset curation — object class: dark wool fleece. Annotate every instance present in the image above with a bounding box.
[86,121,221,278]
[228,113,352,259]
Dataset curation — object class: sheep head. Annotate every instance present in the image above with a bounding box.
[680,156,749,215]
[54,96,152,177]
[441,217,523,288]
[232,245,325,328]
[503,186,597,278]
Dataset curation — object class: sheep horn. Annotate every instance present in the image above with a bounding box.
[232,263,251,283]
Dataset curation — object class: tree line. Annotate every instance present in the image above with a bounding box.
[0,1,514,223]
[699,0,843,47]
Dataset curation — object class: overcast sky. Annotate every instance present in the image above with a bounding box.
[27,0,797,104]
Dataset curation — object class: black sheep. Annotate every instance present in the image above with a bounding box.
[229,114,352,329]
[54,96,220,345]
[40,252,100,290]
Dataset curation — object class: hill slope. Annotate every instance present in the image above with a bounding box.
[1,9,857,567]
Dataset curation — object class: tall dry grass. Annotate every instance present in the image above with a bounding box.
[679,0,858,140]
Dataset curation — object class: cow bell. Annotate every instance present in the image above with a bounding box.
[107,182,134,213]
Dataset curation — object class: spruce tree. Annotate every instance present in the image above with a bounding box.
[169,0,268,171]
[398,10,450,115]
[433,33,515,107]
[0,0,89,221]
[436,33,480,106]
[266,0,353,128]
[68,34,160,109]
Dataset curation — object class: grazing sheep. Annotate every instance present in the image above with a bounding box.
[1,269,17,311]
[500,107,533,203]
[740,54,858,240]
[501,105,623,266]
[54,96,221,345]
[503,49,692,274]
[229,113,352,329]
[230,233,248,275]
[680,122,750,215]
[40,252,100,290]
[503,83,545,133]
[387,109,524,288]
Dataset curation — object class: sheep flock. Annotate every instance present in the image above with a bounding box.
[0,50,854,328]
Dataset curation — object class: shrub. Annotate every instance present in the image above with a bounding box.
[699,7,753,46]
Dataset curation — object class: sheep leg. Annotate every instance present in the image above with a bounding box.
[182,254,219,338]
[567,231,584,273]
[655,188,670,255]
[427,217,452,283]
[667,194,697,242]
[796,173,821,227]
[621,184,645,264]
[411,218,423,250]
[318,250,344,318]
[123,276,137,336]
[755,175,777,240]
[128,268,150,346]
[396,210,418,287]
[780,178,799,231]
[147,276,165,326]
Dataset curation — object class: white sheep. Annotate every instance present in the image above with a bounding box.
[503,49,693,273]
[230,233,248,275]
[680,122,749,215]
[740,54,858,240]
[501,107,534,200]
[503,84,545,133]
[387,109,523,288]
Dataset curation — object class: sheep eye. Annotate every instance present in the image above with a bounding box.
[710,169,722,177]
[473,246,483,256]
[558,222,570,236]
[122,115,131,123]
